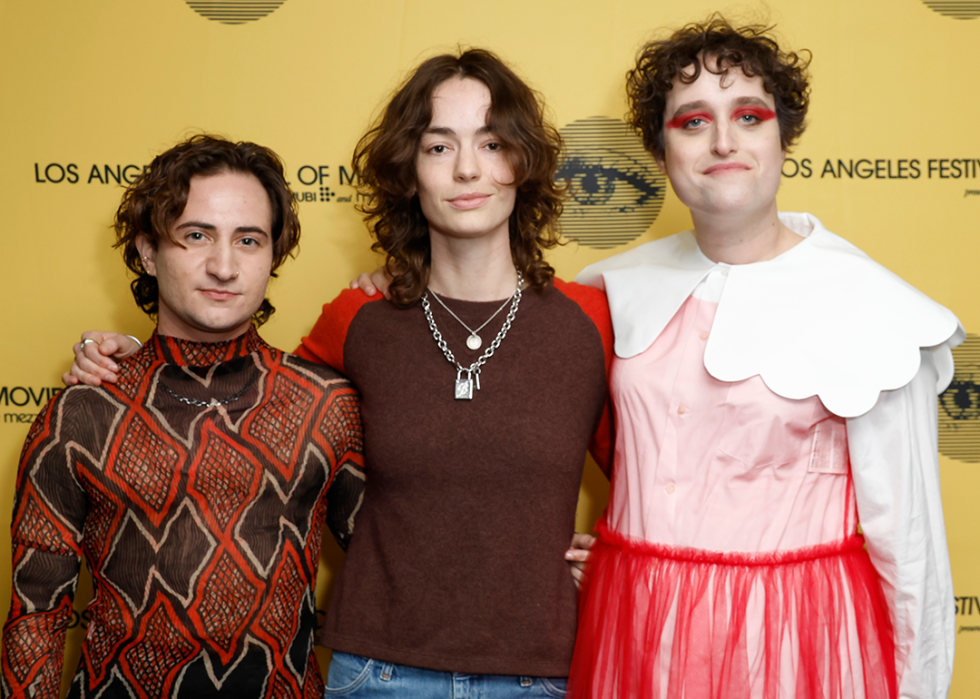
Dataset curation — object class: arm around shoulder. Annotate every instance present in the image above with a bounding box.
[294,288,383,373]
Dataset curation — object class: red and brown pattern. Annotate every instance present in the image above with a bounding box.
[267,670,298,699]
[256,546,304,654]
[251,373,317,475]
[2,327,364,698]
[302,653,323,699]
[193,551,260,659]
[82,587,128,686]
[190,434,260,532]
[110,414,182,517]
[13,493,72,556]
[80,473,127,562]
[122,598,198,698]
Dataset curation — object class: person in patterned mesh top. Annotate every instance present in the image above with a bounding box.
[1,134,365,698]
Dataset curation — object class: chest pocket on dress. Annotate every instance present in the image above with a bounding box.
[715,376,820,471]
[806,416,849,475]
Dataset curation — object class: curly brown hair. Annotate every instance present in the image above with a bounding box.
[114,134,300,325]
[627,15,811,161]
[353,48,565,307]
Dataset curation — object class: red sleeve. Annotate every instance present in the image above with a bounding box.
[294,289,383,374]
[553,278,615,478]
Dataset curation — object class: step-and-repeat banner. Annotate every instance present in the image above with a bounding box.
[1,0,977,694]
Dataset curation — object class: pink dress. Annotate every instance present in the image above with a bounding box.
[570,213,962,699]
[572,282,893,699]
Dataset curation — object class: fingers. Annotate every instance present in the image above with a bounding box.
[94,338,125,360]
[69,338,119,386]
[68,344,111,386]
[64,332,142,388]
[369,267,391,300]
[352,272,378,297]
[81,339,119,373]
[84,331,140,361]
[565,533,596,561]
[348,267,392,299]
[565,531,597,590]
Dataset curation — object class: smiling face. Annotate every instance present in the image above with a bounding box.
[137,171,274,342]
[658,61,785,220]
[414,77,517,248]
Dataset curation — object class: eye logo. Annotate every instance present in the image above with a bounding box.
[185,0,288,25]
[556,117,666,250]
[920,1,980,19]
[939,333,980,463]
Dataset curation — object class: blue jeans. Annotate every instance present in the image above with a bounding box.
[325,651,567,698]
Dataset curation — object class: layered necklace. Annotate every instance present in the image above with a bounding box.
[428,290,511,351]
[421,271,523,400]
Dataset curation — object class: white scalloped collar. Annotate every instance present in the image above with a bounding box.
[577,212,964,417]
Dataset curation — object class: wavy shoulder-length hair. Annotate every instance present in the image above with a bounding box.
[353,48,565,307]
[627,15,811,161]
[114,134,300,326]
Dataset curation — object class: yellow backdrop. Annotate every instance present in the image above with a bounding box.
[1,0,977,695]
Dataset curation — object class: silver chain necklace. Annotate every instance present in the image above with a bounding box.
[158,380,251,408]
[428,290,512,351]
[421,271,523,400]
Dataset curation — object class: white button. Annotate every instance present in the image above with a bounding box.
[721,267,729,277]
[699,331,709,341]
[665,483,676,495]
[676,405,687,415]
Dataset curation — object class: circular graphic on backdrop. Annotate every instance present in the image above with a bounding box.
[185,0,288,25]
[920,1,980,19]
[556,117,666,250]
[939,333,980,462]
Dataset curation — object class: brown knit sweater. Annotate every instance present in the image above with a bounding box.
[298,280,612,677]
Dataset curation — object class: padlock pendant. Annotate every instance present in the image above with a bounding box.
[455,368,474,400]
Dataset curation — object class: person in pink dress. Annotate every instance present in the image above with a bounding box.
[568,17,961,699]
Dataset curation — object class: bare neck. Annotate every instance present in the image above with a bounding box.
[428,235,519,301]
[692,204,802,265]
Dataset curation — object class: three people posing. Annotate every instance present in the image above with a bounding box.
[31,16,960,699]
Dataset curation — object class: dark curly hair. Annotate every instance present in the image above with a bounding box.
[627,15,811,161]
[352,48,565,307]
[114,134,300,325]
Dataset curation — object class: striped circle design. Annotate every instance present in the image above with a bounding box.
[556,117,665,250]
[185,0,288,25]
[921,1,980,19]
[939,333,980,463]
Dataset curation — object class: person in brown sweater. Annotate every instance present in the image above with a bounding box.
[65,50,612,698]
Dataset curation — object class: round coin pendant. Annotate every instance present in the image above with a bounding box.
[466,334,482,351]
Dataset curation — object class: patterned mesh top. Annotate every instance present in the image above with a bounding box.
[1,327,364,699]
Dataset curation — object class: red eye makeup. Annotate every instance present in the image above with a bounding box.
[731,106,776,122]
[666,112,713,129]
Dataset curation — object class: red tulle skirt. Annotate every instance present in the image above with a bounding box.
[569,521,896,699]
